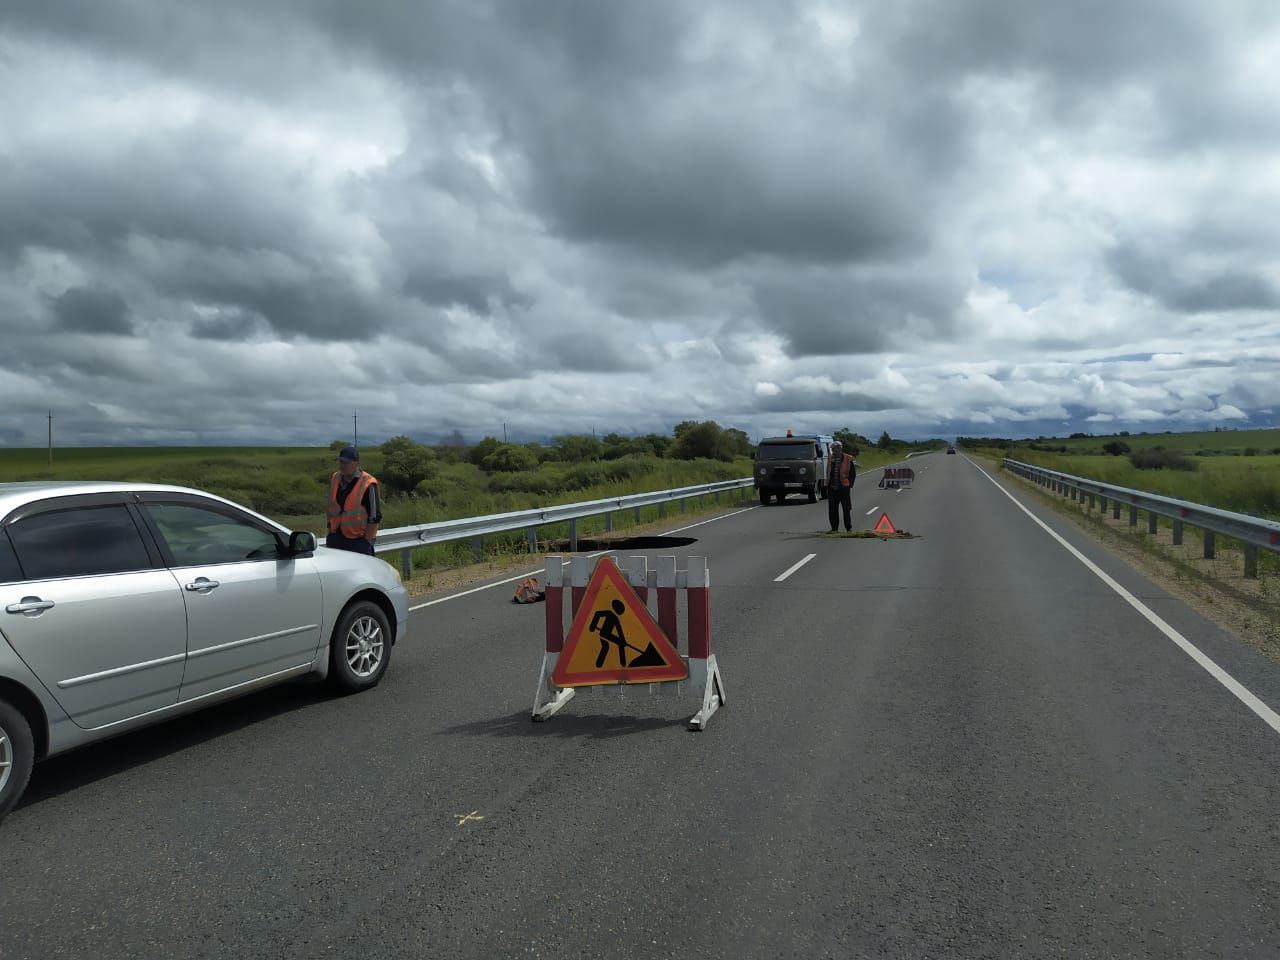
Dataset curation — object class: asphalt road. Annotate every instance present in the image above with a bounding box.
[5,453,1280,959]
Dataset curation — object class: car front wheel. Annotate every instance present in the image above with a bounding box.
[0,698,35,822]
[329,600,392,694]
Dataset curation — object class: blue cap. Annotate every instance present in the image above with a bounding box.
[338,446,360,463]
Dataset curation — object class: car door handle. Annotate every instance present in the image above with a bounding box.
[184,578,221,592]
[5,596,55,615]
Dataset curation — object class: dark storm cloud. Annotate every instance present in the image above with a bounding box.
[51,286,132,334]
[1107,245,1280,314]
[752,387,895,415]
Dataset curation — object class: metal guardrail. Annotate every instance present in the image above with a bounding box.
[372,477,755,577]
[1003,458,1280,578]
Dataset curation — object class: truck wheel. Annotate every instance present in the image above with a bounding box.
[774,491,786,504]
[818,482,827,500]
[0,698,35,822]
[807,485,817,503]
[759,489,770,506]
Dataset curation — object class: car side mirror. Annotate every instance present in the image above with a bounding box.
[288,531,317,556]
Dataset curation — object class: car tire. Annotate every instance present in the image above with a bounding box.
[0,698,35,822]
[329,600,392,694]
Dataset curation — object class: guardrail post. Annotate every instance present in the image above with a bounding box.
[1244,544,1259,578]
[527,527,538,553]
[569,518,578,552]
[1129,503,1138,526]
[605,512,613,533]
[1112,499,1121,520]
[1099,494,1107,513]
[399,548,413,579]
[658,501,666,518]
[1089,493,1096,509]
[680,497,687,513]
[1148,512,1158,535]
[633,507,642,524]
[714,490,721,504]
[471,536,483,563]
[1172,519,1183,545]
[1204,530,1216,559]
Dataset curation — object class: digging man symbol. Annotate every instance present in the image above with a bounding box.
[588,599,665,669]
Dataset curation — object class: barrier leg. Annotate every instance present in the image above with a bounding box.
[533,556,575,721]
[685,557,724,730]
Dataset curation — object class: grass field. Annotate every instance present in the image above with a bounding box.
[965,427,1280,520]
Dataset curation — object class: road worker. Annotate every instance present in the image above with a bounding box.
[827,441,856,532]
[326,446,382,555]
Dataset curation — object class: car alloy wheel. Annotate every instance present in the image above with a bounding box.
[344,615,385,678]
[0,722,12,797]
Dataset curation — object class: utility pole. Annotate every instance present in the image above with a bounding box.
[503,421,507,443]
[47,411,52,467]
[353,412,358,451]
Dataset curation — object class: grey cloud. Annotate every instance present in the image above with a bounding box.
[51,286,132,334]
[1107,245,1280,314]
[751,266,966,358]
[752,388,895,415]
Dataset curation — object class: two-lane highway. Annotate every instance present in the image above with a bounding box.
[5,453,1280,959]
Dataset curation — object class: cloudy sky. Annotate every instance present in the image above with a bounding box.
[3,1,1279,447]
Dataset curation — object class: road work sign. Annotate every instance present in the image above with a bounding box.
[879,467,914,489]
[551,556,688,687]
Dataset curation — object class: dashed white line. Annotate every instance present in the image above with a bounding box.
[970,459,1280,738]
[865,505,880,515]
[774,553,817,583]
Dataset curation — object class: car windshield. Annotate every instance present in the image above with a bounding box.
[756,442,816,460]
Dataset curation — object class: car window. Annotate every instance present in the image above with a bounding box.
[0,531,23,584]
[143,502,281,566]
[7,504,153,579]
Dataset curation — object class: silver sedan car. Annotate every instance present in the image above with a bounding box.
[0,481,409,820]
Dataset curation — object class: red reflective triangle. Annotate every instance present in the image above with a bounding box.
[873,513,898,534]
[552,556,688,687]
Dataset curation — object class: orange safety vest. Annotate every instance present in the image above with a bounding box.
[830,454,854,488]
[328,470,378,538]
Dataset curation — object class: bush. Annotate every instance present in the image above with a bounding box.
[1129,448,1197,471]
[481,443,538,472]
[469,436,500,466]
[1102,441,1131,456]
[379,436,438,492]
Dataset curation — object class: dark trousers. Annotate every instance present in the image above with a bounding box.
[828,486,852,531]
[326,532,375,555]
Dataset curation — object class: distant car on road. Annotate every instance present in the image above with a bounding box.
[0,481,409,820]
[947,445,957,454]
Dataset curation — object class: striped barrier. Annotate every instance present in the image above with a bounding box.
[532,554,726,730]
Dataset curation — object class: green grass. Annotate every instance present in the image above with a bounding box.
[964,428,1280,520]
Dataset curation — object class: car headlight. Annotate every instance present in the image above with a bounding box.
[759,467,766,475]
[799,467,807,475]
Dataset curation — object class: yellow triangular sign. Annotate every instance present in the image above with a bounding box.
[552,557,688,687]
[873,512,898,535]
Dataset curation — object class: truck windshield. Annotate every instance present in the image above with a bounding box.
[756,443,816,460]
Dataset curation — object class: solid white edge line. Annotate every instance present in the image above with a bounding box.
[970,458,1280,737]
[774,553,817,583]
[407,504,760,611]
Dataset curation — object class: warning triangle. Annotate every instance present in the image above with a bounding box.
[873,512,898,534]
[551,557,688,687]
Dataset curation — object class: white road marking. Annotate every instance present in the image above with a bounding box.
[865,505,880,515]
[774,553,817,582]
[971,460,1280,738]
[408,505,760,611]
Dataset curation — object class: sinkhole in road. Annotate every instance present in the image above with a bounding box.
[544,534,699,552]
